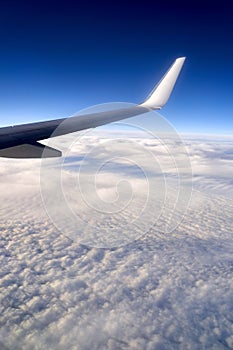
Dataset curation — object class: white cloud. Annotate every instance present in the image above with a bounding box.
[0,133,233,349]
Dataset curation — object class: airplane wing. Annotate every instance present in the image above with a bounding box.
[0,57,185,158]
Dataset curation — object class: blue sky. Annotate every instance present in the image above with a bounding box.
[0,0,232,134]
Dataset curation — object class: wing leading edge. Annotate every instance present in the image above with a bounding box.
[0,57,185,158]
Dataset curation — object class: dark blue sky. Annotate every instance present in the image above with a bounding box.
[0,0,232,134]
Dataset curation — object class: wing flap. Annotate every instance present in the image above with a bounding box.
[0,142,61,158]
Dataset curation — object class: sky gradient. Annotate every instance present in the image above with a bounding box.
[0,0,232,134]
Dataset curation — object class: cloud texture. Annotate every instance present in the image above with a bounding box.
[0,132,233,349]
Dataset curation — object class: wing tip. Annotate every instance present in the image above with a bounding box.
[140,56,186,110]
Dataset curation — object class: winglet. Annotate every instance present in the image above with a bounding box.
[140,57,186,110]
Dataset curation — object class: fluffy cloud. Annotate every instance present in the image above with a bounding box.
[0,132,233,349]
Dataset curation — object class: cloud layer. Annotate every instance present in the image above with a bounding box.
[0,133,233,349]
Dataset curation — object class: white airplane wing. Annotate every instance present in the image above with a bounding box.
[0,57,185,158]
